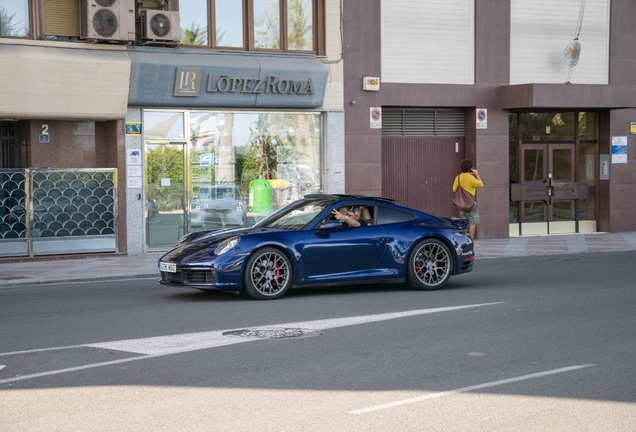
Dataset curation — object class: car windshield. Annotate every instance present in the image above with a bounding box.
[255,200,331,231]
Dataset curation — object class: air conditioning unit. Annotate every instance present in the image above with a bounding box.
[142,10,180,44]
[80,0,135,42]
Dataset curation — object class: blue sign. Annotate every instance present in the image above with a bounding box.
[200,153,215,166]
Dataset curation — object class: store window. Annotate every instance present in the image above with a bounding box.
[0,0,30,38]
[188,111,321,214]
[179,0,322,53]
[144,109,322,248]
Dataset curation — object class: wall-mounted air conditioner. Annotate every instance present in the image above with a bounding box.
[80,0,135,42]
[142,10,180,44]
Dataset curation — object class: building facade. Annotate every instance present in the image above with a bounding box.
[0,0,344,257]
[343,0,636,238]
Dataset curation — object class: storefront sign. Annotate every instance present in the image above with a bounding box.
[611,136,627,164]
[175,68,314,97]
[128,50,328,109]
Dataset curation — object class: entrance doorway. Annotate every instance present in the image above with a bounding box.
[381,108,466,217]
[145,142,186,249]
[1,122,19,168]
[509,111,598,236]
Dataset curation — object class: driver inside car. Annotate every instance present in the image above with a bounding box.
[331,206,372,227]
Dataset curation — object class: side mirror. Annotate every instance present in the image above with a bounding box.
[317,221,343,231]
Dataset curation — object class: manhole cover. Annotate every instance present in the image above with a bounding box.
[222,328,323,339]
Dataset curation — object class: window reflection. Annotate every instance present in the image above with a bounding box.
[552,148,572,181]
[180,0,209,45]
[0,0,30,37]
[552,201,574,221]
[578,112,597,140]
[577,142,596,220]
[524,202,544,222]
[186,110,321,227]
[520,112,575,141]
[216,0,244,47]
[287,0,313,50]
[524,149,543,181]
[254,0,281,49]
[144,111,185,139]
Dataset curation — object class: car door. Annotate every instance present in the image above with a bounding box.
[300,223,388,283]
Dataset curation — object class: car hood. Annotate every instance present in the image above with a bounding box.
[179,226,287,244]
[161,226,287,263]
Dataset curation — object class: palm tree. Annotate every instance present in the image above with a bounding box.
[287,0,313,50]
[180,23,208,45]
[0,8,29,37]
[254,1,280,49]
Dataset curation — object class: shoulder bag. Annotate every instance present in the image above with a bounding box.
[451,175,475,212]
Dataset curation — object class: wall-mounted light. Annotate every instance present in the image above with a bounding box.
[362,77,380,91]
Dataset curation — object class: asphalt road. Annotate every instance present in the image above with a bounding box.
[1,251,635,431]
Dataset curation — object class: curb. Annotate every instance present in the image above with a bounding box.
[0,274,158,289]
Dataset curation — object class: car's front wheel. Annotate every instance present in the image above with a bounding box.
[408,238,453,290]
[243,247,293,300]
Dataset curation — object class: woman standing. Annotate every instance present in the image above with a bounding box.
[452,159,484,239]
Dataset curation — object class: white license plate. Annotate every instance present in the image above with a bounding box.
[160,262,176,273]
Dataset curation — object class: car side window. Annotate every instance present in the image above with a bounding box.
[198,188,210,199]
[376,206,416,225]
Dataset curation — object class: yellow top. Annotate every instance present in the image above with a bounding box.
[452,172,484,196]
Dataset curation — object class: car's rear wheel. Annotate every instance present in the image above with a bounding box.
[408,238,453,290]
[243,247,293,300]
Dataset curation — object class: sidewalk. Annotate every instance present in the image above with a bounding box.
[1,232,636,288]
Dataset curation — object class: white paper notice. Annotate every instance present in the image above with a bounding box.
[128,177,142,188]
[127,166,142,177]
[161,178,171,186]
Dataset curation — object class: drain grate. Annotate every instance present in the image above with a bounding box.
[222,328,323,339]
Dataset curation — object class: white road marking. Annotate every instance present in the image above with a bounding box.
[0,302,502,385]
[0,365,4,371]
[348,364,596,415]
[86,302,503,355]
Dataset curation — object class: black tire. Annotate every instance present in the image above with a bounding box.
[408,238,453,290]
[243,247,293,300]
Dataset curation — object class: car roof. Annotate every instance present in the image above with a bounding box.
[304,194,395,203]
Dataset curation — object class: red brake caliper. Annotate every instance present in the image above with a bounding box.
[272,260,280,287]
[415,255,424,276]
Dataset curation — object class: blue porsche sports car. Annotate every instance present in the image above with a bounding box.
[158,194,474,299]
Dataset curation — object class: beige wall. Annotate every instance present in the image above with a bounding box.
[321,0,344,110]
[0,40,130,120]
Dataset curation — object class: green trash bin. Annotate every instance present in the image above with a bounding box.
[249,179,273,214]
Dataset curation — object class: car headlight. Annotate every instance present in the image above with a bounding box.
[214,237,240,255]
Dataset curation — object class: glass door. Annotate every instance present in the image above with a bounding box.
[512,143,583,235]
[145,142,186,249]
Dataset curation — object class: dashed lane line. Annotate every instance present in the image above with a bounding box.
[348,364,596,415]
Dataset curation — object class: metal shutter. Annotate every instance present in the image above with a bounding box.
[382,108,465,137]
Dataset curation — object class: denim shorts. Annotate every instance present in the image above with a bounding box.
[459,203,480,225]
